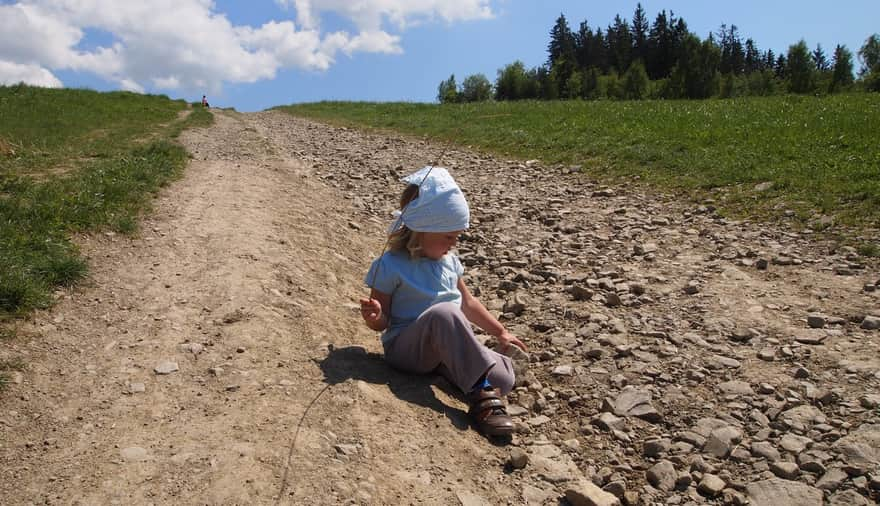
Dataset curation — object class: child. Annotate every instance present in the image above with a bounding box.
[360,166,527,436]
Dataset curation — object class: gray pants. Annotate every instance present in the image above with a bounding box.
[383,302,515,396]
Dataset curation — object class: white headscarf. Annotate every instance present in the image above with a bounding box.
[388,166,470,233]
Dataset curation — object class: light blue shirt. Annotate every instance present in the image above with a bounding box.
[365,250,464,344]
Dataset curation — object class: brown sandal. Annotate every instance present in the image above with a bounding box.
[468,387,515,436]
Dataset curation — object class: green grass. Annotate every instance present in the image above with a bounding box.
[0,85,213,321]
[276,95,880,234]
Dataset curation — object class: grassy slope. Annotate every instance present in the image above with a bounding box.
[0,85,213,321]
[276,95,879,240]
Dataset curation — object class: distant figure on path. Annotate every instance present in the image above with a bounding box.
[201,95,210,108]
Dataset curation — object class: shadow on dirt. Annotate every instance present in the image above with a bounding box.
[317,344,471,431]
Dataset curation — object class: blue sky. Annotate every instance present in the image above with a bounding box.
[1,1,877,111]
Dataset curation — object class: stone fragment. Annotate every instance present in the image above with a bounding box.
[861,315,880,330]
[120,446,148,462]
[509,449,529,469]
[816,467,848,491]
[456,490,489,506]
[697,474,726,497]
[154,361,179,375]
[564,479,621,506]
[770,461,800,480]
[717,380,754,396]
[745,479,823,506]
[610,386,661,423]
[646,460,677,491]
[751,441,781,461]
[828,490,872,506]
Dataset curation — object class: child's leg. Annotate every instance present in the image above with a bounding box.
[384,302,513,394]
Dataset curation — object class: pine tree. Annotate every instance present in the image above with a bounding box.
[745,39,761,73]
[547,14,577,94]
[575,21,594,70]
[548,14,577,69]
[812,44,829,71]
[632,3,649,64]
[829,44,854,93]
[787,40,816,93]
[607,15,633,73]
[646,10,671,79]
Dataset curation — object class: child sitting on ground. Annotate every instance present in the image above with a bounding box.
[359,166,527,436]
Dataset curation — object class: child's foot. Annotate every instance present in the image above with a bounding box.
[467,387,514,436]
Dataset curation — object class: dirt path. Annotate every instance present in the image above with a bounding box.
[1,110,878,505]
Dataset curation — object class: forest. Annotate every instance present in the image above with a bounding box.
[438,4,880,102]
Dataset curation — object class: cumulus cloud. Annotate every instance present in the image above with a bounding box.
[0,60,63,87]
[0,0,494,93]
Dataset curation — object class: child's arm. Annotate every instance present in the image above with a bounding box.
[458,279,527,353]
[360,289,391,332]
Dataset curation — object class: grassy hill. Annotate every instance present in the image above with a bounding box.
[0,85,212,325]
[277,95,879,250]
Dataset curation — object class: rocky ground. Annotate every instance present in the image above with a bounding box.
[1,109,878,505]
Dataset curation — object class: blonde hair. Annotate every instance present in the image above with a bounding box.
[388,184,424,258]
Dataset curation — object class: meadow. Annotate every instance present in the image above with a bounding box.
[0,85,212,328]
[277,95,879,247]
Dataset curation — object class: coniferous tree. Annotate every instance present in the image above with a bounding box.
[718,25,745,75]
[764,49,776,71]
[607,15,633,73]
[812,44,829,71]
[646,10,671,79]
[548,14,577,95]
[575,21,594,70]
[787,40,816,93]
[829,44,854,92]
[632,3,649,64]
[775,54,788,78]
[744,39,761,73]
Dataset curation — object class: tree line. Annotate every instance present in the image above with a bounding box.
[438,4,880,102]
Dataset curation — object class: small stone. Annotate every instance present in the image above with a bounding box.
[646,460,677,491]
[816,468,848,491]
[552,365,574,376]
[154,361,179,375]
[120,446,148,462]
[128,382,146,394]
[806,314,826,329]
[564,479,621,506]
[508,448,528,469]
[770,461,800,480]
[746,478,823,506]
[861,316,880,330]
[697,474,726,497]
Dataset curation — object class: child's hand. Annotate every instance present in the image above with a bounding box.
[359,298,383,325]
[497,330,527,353]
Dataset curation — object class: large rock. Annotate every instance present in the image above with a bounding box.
[745,479,822,506]
[608,386,661,423]
[832,423,880,473]
[564,479,621,506]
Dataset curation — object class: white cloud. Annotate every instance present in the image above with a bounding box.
[0,60,63,87]
[280,0,494,31]
[0,0,494,93]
